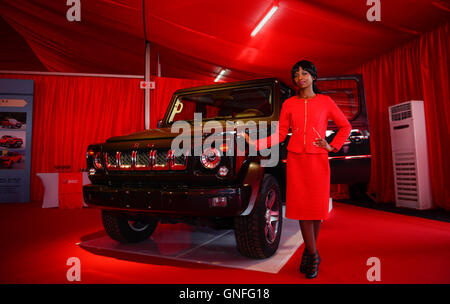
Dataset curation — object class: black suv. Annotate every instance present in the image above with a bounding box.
[83,76,370,259]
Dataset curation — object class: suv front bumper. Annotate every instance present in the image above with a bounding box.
[83,184,251,216]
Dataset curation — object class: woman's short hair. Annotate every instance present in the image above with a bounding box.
[291,60,320,93]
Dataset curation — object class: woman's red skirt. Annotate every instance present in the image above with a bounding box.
[285,152,330,220]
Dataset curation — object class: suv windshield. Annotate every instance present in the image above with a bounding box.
[166,86,272,124]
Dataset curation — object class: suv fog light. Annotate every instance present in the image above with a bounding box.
[218,166,228,177]
[219,144,228,153]
[209,197,227,207]
[89,168,96,175]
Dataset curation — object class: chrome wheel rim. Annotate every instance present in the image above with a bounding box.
[264,189,280,244]
[127,220,149,232]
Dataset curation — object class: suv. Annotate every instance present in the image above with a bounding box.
[0,151,22,168]
[83,77,370,259]
[1,118,22,129]
[0,135,23,148]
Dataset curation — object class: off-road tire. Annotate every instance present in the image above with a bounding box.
[101,210,158,243]
[234,174,283,259]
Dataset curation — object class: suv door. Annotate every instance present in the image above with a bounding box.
[316,75,371,185]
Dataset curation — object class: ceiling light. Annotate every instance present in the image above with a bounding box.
[214,69,227,82]
[250,3,279,37]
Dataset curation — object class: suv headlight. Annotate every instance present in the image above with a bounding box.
[200,147,221,169]
[93,152,103,169]
[87,146,103,174]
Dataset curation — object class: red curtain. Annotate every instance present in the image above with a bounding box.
[0,0,145,75]
[357,23,449,210]
[0,74,213,202]
[0,74,145,202]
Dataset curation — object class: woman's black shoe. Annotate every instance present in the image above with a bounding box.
[305,252,321,279]
[299,250,310,273]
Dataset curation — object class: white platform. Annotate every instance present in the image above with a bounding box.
[80,208,303,274]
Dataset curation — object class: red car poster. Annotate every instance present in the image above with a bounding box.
[0,79,33,203]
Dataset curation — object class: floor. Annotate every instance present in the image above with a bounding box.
[0,200,449,284]
[79,207,302,274]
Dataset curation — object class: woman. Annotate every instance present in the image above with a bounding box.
[242,60,351,279]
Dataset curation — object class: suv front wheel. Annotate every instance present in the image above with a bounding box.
[234,174,283,259]
[101,210,158,243]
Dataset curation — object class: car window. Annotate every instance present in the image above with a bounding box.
[167,86,272,124]
[316,78,360,121]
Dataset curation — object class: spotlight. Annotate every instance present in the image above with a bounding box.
[250,2,279,37]
[214,69,227,82]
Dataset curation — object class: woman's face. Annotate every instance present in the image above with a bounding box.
[294,67,315,89]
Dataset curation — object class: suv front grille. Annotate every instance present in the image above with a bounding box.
[119,151,132,170]
[105,151,119,170]
[103,149,187,172]
[135,150,151,170]
[152,150,169,170]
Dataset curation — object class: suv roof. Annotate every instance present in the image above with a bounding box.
[172,78,290,95]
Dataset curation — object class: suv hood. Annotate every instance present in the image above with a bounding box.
[106,126,242,143]
[106,128,181,142]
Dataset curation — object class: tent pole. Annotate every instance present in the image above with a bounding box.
[157,52,161,77]
[145,41,151,130]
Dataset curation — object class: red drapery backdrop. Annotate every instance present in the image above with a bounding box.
[0,74,145,202]
[0,74,213,202]
[356,22,449,210]
[0,0,145,75]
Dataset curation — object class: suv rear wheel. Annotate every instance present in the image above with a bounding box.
[101,210,158,243]
[234,174,283,259]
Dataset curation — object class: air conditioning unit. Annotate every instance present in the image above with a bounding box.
[388,100,433,209]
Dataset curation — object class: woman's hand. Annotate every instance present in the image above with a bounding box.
[237,131,256,148]
[313,137,334,152]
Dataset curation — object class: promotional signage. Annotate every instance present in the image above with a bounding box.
[58,172,84,209]
[0,79,34,203]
